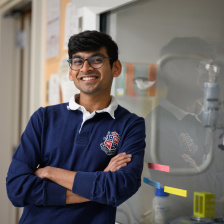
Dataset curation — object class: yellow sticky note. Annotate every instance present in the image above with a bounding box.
[164,186,187,197]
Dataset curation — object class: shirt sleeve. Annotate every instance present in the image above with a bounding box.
[72,117,146,207]
[6,108,66,207]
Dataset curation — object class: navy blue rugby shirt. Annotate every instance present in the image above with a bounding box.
[6,96,146,224]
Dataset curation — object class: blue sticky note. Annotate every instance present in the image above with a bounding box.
[143,177,160,188]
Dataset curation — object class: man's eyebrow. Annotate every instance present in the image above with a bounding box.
[72,52,105,59]
[91,53,105,57]
[72,55,82,59]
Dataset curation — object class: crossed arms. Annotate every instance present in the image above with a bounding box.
[35,153,132,204]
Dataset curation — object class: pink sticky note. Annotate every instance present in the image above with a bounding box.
[148,163,170,172]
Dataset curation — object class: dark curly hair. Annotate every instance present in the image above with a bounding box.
[68,30,118,68]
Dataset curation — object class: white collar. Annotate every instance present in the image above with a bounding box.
[159,97,203,121]
[67,94,118,119]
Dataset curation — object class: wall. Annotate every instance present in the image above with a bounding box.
[0,1,46,223]
[29,0,46,114]
[0,0,9,7]
[0,17,17,224]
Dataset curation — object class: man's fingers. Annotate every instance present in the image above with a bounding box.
[111,153,125,161]
[111,153,132,162]
[113,154,132,164]
[110,156,132,170]
[104,153,132,172]
[112,163,127,172]
[116,157,131,165]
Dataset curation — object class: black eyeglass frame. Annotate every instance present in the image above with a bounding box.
[67,55,112,71]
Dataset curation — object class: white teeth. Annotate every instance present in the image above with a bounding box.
[82,77,96,81]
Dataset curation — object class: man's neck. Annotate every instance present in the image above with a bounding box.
[77,93,112,113]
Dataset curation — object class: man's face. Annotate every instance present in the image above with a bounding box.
[69,47,121,97]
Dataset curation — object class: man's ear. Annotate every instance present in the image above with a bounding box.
[112,60,122,78]
[68,69,73,81]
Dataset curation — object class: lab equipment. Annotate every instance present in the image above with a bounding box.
[168,192,218,224]
[193,192,215,219]
[148,54,223,175]
[152,187,172,224]
[201,63,220,128]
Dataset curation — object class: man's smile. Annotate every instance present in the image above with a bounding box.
[81,76,98,81]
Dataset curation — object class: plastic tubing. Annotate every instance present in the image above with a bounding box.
[150,53,215,175]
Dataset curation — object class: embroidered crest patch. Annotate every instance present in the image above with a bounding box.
[100,131,121,155]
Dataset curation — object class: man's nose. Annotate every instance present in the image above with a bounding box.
[80,59,94,73]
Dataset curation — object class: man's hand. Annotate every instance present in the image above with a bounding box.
[35,166,50,179]
[104,152,132,172]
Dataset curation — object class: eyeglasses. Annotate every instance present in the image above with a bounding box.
[67,55,112,71]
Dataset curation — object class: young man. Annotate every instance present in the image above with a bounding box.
[6,30,146,224]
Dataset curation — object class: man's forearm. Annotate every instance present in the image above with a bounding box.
[35,167,90,204]
[35,166,76,191]
[66,189,90,204]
